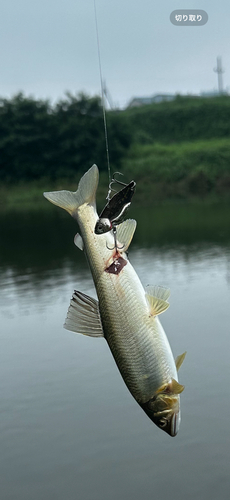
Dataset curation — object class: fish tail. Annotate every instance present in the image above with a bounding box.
[43,164,99,216]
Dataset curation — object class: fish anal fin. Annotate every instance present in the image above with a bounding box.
[175,351,187,371]
[64,290,104,337]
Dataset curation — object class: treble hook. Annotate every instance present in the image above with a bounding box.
[106,172,128,201]
[106,226,125,252]
[111,172,127,187]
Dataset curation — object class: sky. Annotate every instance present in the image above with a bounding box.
[0,0,229,108]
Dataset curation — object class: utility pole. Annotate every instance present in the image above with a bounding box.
[214,56,224,94]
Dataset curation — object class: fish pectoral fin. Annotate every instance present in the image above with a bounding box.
[145,285,170,316]
[175,351,187,371]
[156,378,184,395]
[64,290,104,337]
[155,382,168,394]
[74,233,84,251]
[171,378,185,394]
[115,219,137,252]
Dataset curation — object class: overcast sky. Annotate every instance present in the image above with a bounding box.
[0,0,229,107]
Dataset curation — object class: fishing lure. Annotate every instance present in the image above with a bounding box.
[95,174,136,250]
[95,174,136,249]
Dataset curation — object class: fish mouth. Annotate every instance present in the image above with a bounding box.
[169,411,181,437]
[154,410,181,437]
[140,398,181,436]
[150,410,180,437]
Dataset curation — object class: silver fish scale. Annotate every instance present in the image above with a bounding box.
[96,263,176,404]
[75,205,178,405]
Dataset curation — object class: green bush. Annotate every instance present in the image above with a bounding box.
[122,138,230,199]
[123,96,230,143]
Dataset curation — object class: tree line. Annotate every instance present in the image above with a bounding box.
[0,92,131,182]
[1,92,230,183]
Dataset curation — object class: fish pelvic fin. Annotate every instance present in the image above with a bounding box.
[175,351,187,372]
[43,164,99,216]
[145,285,170,316]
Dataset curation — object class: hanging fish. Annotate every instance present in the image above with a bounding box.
[95,178,136,235]
[43,165,186,437]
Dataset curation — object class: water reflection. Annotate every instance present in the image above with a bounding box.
[1,204,230,310]
[0,205,230,500]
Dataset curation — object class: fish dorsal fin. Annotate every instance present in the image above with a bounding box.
[145,285,170,316]
[115,219,137,252]
[171,378,185,394]
[175,352,187,371]
[74,233,84,251]
[64,290,104,337]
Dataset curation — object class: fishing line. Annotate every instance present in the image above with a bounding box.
[93,0,112,199]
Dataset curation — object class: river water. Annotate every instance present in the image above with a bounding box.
[0,203,230,500]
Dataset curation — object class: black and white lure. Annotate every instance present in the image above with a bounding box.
[95,173,136,250]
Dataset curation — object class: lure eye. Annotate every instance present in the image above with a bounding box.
[97,223,104,233]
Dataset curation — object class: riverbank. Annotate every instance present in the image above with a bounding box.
[1,171,230,213]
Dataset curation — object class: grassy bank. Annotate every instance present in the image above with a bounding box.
[0,171,113,212]
[1,140,230,212]
[1,139,230,210]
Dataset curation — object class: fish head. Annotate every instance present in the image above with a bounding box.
[141,378,185,436]
[148,393,181,437]
[95,218,112,234]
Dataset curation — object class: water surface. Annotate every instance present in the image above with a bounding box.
[0,204,230,500]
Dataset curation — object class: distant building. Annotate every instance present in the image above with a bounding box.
[127,90,229,108]
[152,94,176,104]
[128,94,175,108]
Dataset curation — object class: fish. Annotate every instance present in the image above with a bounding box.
[95,180,136,235]
[43,165,186,437]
